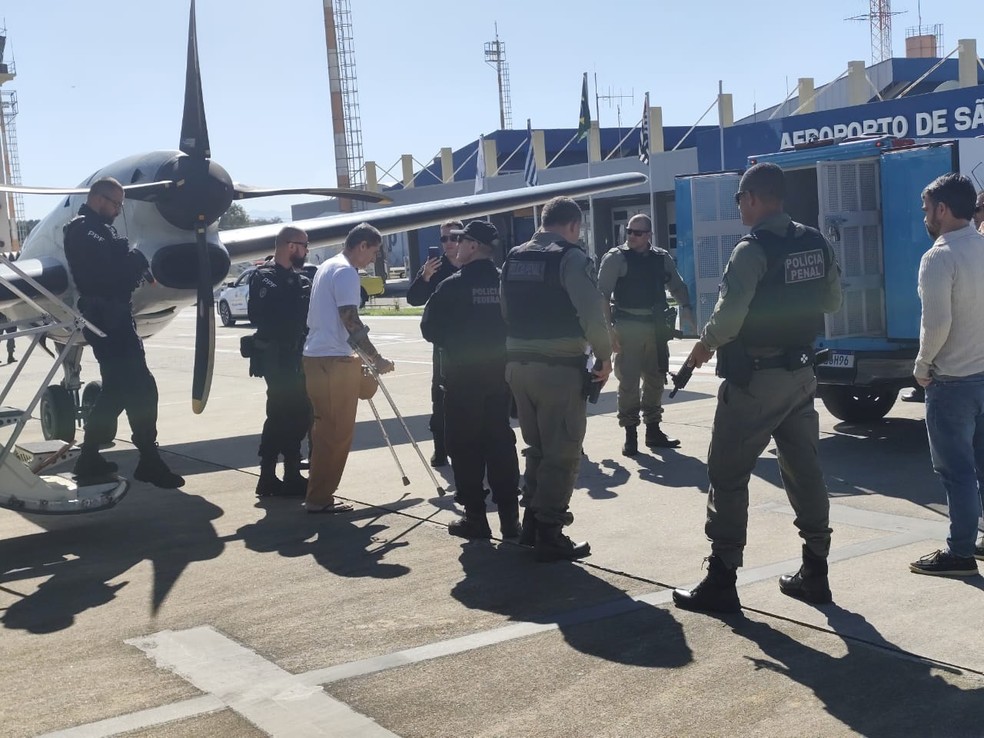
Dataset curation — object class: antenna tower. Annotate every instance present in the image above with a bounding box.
[0,26,23,251]
[484,25,512,129]
[323,0,365,212]
[848,0,904,64]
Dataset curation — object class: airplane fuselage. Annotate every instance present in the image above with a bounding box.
[2,150,233,342]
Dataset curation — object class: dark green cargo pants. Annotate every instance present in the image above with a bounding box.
[506,361,586,526]
[705,366,832,568]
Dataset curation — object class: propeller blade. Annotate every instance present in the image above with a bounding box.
[179,0,210,160]
[0,180,175,198]
[232,184,391,204]
[191,219,215,414]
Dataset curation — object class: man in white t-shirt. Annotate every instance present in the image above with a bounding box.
[909,173,984,577]
[303,223,394,513]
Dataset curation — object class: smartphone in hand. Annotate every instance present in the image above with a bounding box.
[427,246,441,260]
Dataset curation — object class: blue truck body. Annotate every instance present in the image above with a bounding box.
[675,136,984,421]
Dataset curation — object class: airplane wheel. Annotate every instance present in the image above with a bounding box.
[81,380,117,442]
[40,385,76,442]
[219,301,235,327]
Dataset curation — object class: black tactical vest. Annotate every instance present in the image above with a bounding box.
[738,222,832,348]
[612,246,667,310]
[501,239,583,340]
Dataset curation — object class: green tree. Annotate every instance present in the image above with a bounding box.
[218,204,283,231]
[218,203,251,230]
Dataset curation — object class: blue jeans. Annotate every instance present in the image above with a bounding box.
[925,375,984,557]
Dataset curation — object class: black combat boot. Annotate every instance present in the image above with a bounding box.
[448,505,493,540]
[535,524,591,562]
[255,457,283,497]
[497,498,521,539]
[73,444,118,480]
[672,555,741,613]
[645,423,680,449]
[622,426,639,456]
[134,444,185,489]
[779,546,832,604]
[280,458,308,497]
[519,507,537,546]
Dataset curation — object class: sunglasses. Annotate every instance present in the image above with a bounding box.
[976,205,984,214]
[625,228,651,236]
[734,191,750,205]
[440,235,461,243]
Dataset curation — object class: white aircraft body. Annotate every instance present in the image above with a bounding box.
[0,1,645,514]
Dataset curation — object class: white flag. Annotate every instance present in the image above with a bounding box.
[475,135,486,194]
[524,120,538,187]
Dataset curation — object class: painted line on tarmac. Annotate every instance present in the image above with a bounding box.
[131,626,399,738]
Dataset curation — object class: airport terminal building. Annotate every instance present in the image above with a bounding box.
[293,41,984,275]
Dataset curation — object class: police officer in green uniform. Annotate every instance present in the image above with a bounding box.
[248,227,312,497]
[672,162,842,613]
[598,213,697,456]
[501,196,613,562]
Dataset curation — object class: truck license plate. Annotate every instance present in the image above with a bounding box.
[820,351,854,369]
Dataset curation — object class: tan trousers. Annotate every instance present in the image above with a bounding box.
[303,355,362,506]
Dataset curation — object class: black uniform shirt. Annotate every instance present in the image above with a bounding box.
[407,253,458,306]
[420,258,505,385]
[64,203,148,305]
[247,263,311,352]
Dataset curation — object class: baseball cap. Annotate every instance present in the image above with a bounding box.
[451,220,499,248]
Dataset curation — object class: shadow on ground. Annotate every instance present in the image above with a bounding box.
[732,606,984,737]
[0,487,224,634]
[451,542,692,668]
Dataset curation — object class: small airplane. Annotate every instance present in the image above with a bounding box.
[0,1,644,514]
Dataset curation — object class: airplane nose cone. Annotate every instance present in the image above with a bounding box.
[154,155,234,230]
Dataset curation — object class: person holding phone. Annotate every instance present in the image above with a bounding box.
[408,219,462,467]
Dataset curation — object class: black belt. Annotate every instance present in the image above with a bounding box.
[750,348,814,371]
[506,351,584,368]
[612,309,660,322]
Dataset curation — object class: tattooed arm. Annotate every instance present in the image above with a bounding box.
[338,305,395,374]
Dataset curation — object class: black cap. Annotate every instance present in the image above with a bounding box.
[451,220,499,248]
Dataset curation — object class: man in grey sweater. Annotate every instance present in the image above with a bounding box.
[910,173,984,577]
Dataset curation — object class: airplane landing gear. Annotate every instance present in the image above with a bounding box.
[40,385,76,442]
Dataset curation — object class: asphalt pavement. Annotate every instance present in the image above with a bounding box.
[0,309,982,738]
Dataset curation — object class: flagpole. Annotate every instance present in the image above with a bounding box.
[645,93,654,226]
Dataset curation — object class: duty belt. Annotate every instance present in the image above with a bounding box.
[749,347,815,371]
[506,351,585,369]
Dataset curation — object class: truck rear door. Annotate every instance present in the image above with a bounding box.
[817,158,885,339]
[680,172,744,329]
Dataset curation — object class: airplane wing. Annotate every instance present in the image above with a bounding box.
[220,172,646,262]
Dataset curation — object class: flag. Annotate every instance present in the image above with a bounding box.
[523,119,538,187]
[576,72,591,142]
[638,92,650,164]
[474,135,486,194]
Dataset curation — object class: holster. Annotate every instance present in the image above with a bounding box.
[716,340,754,388]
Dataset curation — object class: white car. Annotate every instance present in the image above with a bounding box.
[216,267,255,326]
[216,264,381,326]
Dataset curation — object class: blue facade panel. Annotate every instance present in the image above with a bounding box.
[696,84,984,172]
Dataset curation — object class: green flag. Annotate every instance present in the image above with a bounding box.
[577,72,591,142]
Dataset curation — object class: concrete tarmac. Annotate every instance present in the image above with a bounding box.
[1,308,982,738]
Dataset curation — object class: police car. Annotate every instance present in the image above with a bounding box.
[216,264,385,326]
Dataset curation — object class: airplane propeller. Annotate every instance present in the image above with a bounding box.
[0,0,388,414]
[180,0,217,414]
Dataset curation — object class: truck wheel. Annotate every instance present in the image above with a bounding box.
[820,386,898,423]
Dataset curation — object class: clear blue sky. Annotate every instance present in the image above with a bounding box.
[2,0,978,220]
